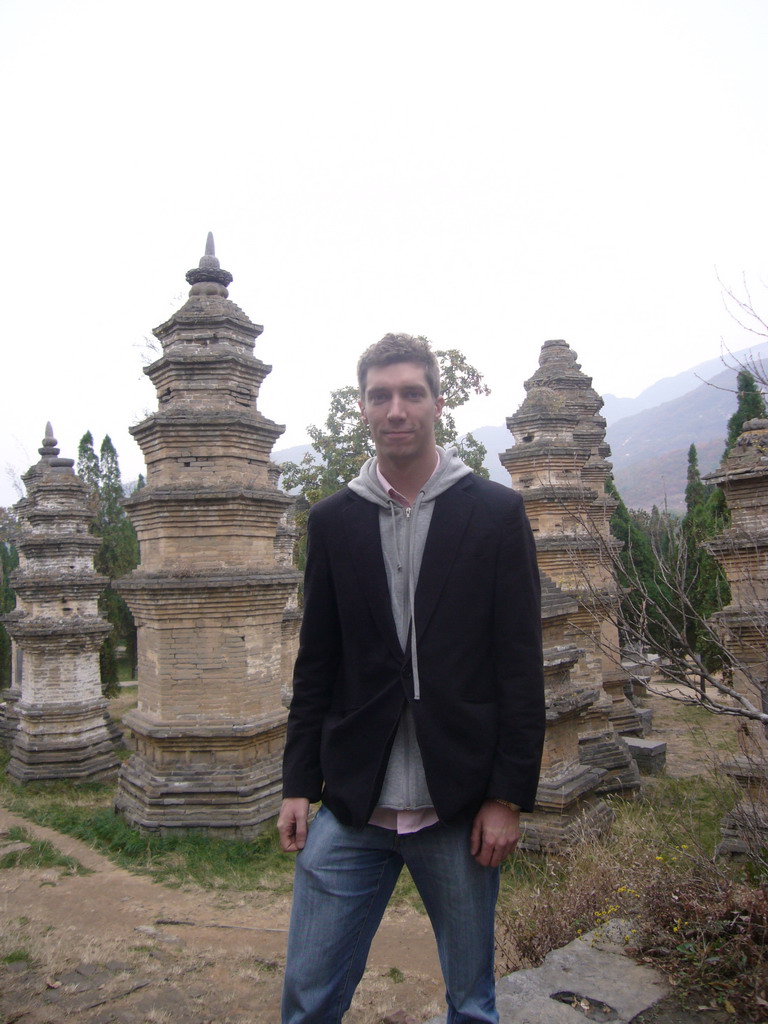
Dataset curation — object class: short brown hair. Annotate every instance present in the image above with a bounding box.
[357,334,440,399]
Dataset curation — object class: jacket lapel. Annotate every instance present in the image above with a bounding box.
[341,493,403,660]
[415,478,475,640]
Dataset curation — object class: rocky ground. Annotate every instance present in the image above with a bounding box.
[0,688,748,1024]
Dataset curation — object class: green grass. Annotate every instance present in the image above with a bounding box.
[628,773,738,851]
[0,760,740,900]
[0,826,89,874]
[116,657,135,684]
[673,703,740,755]
[0,751,295,891]
[2,948,32,964]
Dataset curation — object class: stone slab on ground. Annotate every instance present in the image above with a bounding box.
[425,920,669,1024]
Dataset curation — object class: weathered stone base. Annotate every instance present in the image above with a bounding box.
[604,672,644,736]
[720,753,768,791]
[579,731,641,795]
[717,798,768,859]
[534,763,606,810]
[0,687,20,749]
[715,754,768,858]
[8,699,121,784]
[114,711,287,837]
[520,762,613,854]
[520,796,615,854]
[624,736,667,775]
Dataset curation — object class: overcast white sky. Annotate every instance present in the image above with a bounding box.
[1,0,767,505]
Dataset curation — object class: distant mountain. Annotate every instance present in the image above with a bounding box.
[606,348,768,512]
[601,346,766,425]
[272,444,312,467]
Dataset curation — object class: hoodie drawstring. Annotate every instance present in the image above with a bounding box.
[406,492,423,700]
[388,492,423,700]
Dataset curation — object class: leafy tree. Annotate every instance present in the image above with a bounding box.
[77,433,140,694]
[434,348,491,472]
[282,385,373,510]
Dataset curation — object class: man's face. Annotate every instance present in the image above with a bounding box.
[359,362,445,465]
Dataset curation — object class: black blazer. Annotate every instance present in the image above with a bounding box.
[282,473,545,828]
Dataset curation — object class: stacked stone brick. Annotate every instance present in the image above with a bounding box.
[1,425,119,782]
[501,339,643,795]
[114,236,300,836]
[520,574,613,852]
[707,417,768,856]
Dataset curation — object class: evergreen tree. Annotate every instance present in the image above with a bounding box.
[77,432,140,694]
[97,437,139,578]
[608,478,679,653]
[680,445,730,679]
[0,525,18,687]
[724,370,767,458]
[77,431,101,509]
[684,444,708,512]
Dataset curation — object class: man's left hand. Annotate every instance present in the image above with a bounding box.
[470,801,520,867]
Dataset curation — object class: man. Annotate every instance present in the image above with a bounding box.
[278,334,545,1024]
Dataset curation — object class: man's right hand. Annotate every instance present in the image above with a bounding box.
[277,798,310,852]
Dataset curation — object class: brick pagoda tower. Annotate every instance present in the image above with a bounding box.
[2,425,119,782]
[501,340,641,794]
[707,417,768,856]
[114,236,300,835]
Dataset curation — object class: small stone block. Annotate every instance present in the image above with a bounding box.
[624,736,666,775]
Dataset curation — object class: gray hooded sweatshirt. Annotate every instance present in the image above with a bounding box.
[348,446,472,811]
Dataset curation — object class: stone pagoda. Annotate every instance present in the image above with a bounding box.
[520,573,613,853]
[1,425,119,782]
[707,417,768,856]
[114,236,300,836]
[501,340,641,795]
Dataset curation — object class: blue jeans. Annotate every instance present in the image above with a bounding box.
[281,806,500,1024]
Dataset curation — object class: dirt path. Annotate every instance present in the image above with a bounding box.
[0,691,742,1024]
[0,807,444,1024]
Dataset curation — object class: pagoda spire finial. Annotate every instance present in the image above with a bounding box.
[40,422,59,460]
[185,232,233,296]
[37,423,74,472]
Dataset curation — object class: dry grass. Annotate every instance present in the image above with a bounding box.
[0,900,136,975]
[495,773,767,1020]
